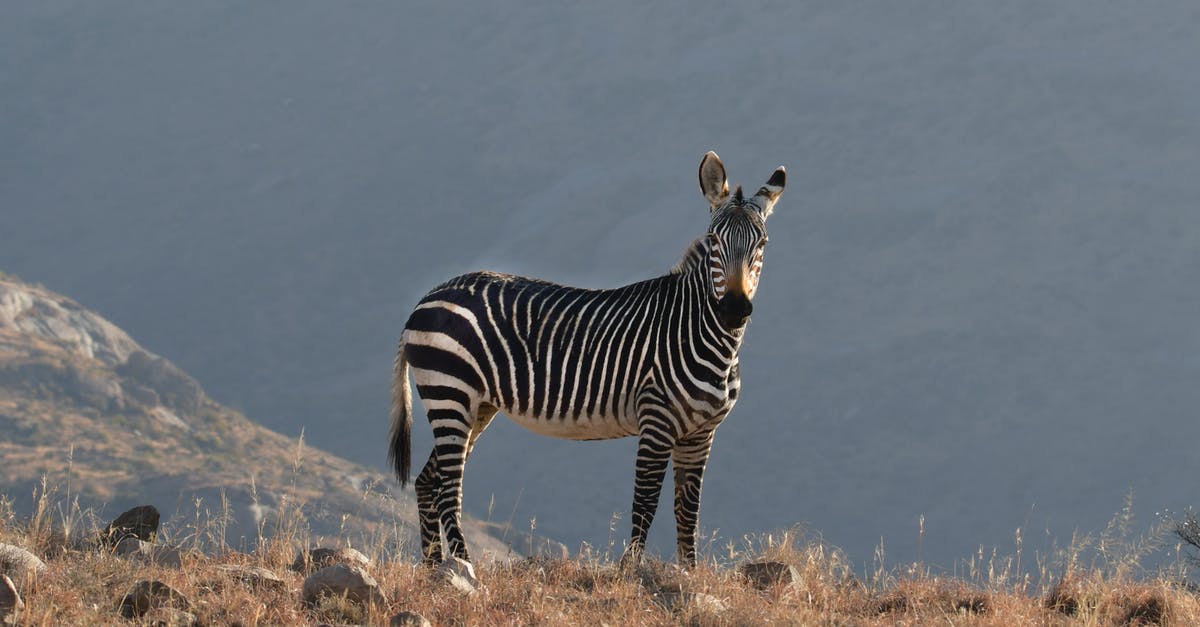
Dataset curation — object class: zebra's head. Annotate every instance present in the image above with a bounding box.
[698,151,786,330]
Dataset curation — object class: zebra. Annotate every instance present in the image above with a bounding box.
[389,151,786,568]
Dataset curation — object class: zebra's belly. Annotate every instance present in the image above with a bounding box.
[501,409,639,441]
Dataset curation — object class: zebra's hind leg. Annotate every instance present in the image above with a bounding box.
[417,404,494,567]
[672,429,716,568]
[619,428,674,569]
[414,449,443,566]
[429,405,477,563]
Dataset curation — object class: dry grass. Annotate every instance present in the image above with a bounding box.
[3,493,1199,626]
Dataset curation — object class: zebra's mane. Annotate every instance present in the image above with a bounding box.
[669,237,708,276]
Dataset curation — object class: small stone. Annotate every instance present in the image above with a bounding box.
[292,547,371,573]
[390,610,433,627]
[119,580,191,619]
[653,588,728,614]
[113,537,183,568]
[0,575,23,622]
[303,563,387,607]
[737,560,800,590]
[100,505,160,546]
[142,607,199,627]
[0,544,45,590]
[437,557,480,595]
[213,564,286,591]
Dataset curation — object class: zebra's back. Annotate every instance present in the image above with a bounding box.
[403,271,661,440]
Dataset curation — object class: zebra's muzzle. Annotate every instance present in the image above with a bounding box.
[716,293,753,329]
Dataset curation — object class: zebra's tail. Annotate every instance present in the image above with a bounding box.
[388,333,413,487]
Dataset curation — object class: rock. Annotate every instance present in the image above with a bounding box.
[390,611,433,627]
[292,547,371,574]
[113,536,147,557]
[737,560,800,590]
[142,607,200,627]
[302,563,387,607]
[0,575,23,622]
[122,381,161,407]
[653,586,728,614]
[0,544,45,589]
[65,365,124,410]
[437,557,480,595]
[0,280,140,366]
[213,564,286,591]
[100,505,160,546]
[114,538,183,568]
[119,580,191,619]
[150,406,189,430]
[117,350,204,413]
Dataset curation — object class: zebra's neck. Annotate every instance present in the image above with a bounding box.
[669,237,709,276]
[667,237,745,350]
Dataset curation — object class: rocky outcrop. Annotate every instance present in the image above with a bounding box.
[0,544,44,591]
[291,547,371,575]
[100,505,161,546]
[0,280,139,366]
[211,565,286,592]
[116,350,204,414]
[113,538,184,568]
[302,564,387,607]
[437,557,481,595]
[0,279,202,419]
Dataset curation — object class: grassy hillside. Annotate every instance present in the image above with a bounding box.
[1,500,1197,625]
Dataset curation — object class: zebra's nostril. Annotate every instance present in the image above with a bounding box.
[716,294,753,327]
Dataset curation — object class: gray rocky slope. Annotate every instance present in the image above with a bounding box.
[3,2,1200,567]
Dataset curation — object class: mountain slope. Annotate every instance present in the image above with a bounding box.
[0,272,516,556]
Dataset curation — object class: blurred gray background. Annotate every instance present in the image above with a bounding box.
[4,1,1199,569]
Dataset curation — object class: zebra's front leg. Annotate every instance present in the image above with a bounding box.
[429,409,474,563]
[672,429,716,567]
[619,430,673,568]
[414,449,443,566]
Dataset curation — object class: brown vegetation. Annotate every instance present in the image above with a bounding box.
[2,492,1198,626]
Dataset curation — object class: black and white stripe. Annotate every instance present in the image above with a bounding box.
[389,151,786,567]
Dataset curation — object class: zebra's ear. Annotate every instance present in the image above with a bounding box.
[752,166,786,218]
[698,151,730,209]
